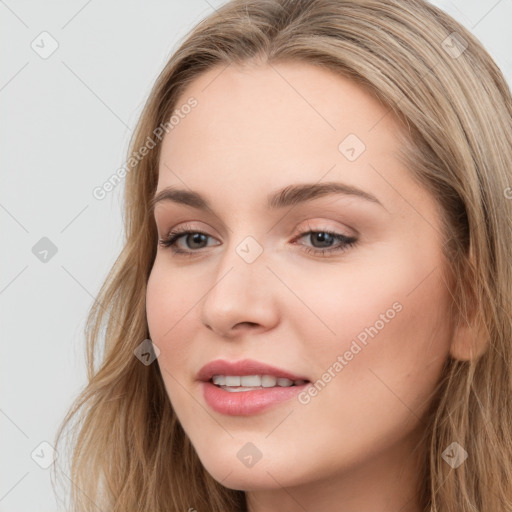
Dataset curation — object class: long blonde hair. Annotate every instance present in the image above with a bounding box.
[53,0,512,510]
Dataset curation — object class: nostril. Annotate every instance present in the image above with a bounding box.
[235,322,259,328]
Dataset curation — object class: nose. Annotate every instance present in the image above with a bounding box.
[199,238,280,338]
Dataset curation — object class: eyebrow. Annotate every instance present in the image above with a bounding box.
[149,181,385,213]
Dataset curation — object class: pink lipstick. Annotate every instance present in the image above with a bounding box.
[197,358,311,416]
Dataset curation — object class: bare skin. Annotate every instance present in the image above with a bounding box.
[146,60,475,512]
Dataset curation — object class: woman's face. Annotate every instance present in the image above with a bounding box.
[146,61,455,505]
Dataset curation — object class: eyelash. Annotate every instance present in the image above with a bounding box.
[158,223,358,258]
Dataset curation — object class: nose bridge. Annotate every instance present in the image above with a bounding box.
[199,231,277,336]
[212,228,269,288]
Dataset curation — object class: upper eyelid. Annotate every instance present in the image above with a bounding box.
[152,195,374,236]
[157,215,355,234]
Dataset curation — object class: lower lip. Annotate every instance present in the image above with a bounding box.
[201,380,310,416]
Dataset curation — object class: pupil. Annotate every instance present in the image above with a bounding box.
[188,233,207,248]
[312,232,333,248]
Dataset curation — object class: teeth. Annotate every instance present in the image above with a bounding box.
[240,375,261,386]
[225,376,240,386]
[261,375,277,387]
[212,375,226,386]
[211,374,307,388]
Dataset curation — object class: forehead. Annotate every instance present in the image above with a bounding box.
[157,61,406,199]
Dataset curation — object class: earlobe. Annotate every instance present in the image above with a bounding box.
[446,253,490,361]
[449,310,489,361]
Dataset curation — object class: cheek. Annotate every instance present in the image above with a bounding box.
[145,261,198,377]
[285,235,453,405]
[269,255,452,478]
[146,257,196,333]
[146,263,205,431]
[295,247,452,427]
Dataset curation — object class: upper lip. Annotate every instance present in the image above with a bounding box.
[197,359,310,382]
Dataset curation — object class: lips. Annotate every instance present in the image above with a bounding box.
[196,358,310,383]
[196,359,312,415]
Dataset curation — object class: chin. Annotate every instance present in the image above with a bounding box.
[207,467,286,492]
[197,448,308,492]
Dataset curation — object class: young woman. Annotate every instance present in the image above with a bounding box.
[53,0,512,510]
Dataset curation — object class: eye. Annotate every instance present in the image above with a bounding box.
[292,228,358,257]
[158,223,358,258]
[158,223,219,256]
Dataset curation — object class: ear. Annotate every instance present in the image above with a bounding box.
[449,301,489,361]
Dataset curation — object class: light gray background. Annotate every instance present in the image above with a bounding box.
[1,1,511,510]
